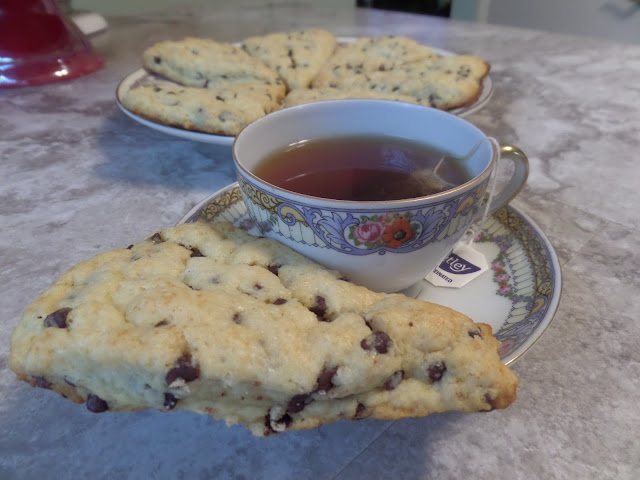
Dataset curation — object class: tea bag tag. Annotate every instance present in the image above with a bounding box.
[425,137,500,289]
[425,243,489,288]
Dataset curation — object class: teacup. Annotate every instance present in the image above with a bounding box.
[233,100,528,292]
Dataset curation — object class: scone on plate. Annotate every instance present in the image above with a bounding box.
[242,29,337,90]
[142,37,284,89]
[10,222,518,437]
[312,35,489,110]
[312,35,440,88]
[120,79,283,136]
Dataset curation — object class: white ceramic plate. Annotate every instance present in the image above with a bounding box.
[179,183,561,365]
[116,39,493,146]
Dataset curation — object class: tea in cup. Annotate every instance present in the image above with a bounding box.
[233,100,528,292]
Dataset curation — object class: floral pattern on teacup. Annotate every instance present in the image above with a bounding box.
[238,175,489,255]
[348,214,419,249]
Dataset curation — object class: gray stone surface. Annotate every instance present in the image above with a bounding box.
[1,1,639,478]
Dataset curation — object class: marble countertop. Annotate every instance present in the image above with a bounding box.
[1,1,639,478]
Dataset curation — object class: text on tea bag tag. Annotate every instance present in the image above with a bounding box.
[425,137,500,289]
[425,243,488,287]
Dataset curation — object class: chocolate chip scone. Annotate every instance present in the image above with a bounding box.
[120,79,281,136]
[9,221,518,437]
[312,35,489,110]
[242,29,337,90]
[315,67,485,110]
[142,37,283,89]
[311,35,439,88]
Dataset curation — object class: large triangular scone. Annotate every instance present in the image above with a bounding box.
[242,29,337,89]
[9,222,518,437]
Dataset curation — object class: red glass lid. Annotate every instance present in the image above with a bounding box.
[0,0,103,88]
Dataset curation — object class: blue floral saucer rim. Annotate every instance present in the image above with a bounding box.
[179,183,561,365]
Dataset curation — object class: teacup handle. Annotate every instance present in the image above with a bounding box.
[487,144,529,214]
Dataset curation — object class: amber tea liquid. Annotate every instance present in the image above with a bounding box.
[253,135,472,201]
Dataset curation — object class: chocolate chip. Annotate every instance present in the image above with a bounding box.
[484,393,496,411]
[287,48,297,68]
[267,263,281,276]
[190,247,204,257]
[163,393,178,410]
[166,354,200,386]
[34,376,52,389]
[315,366,338,393]
[409,322,414,327]
[469,330,482,339]
[383,370,404,390]
[354,402,368,420]
[428,361,446,382]
[154,320,169,327]
[232,313,242,324]
[153,56,161,64]
[215,95,224,101]
[287,393,312,414]
[253,283,263,290]
[265,410,293,433]
[43,307,72,328]
[86,394,109,413]
[273,298,287,305]
[361,331,392,354]
[126,244,134,249]
[309,295,327,318]
[150,232,163,244]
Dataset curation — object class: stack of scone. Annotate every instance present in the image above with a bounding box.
[10,221,517,437]
[119,29,490,136]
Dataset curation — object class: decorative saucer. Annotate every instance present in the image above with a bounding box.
[179,183,560,365]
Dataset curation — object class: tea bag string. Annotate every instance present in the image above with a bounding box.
[433,136,492,188]
[463,136,501,246]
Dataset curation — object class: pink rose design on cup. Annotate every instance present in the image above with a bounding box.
[354,220,384,244]
[496,273,510,283]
